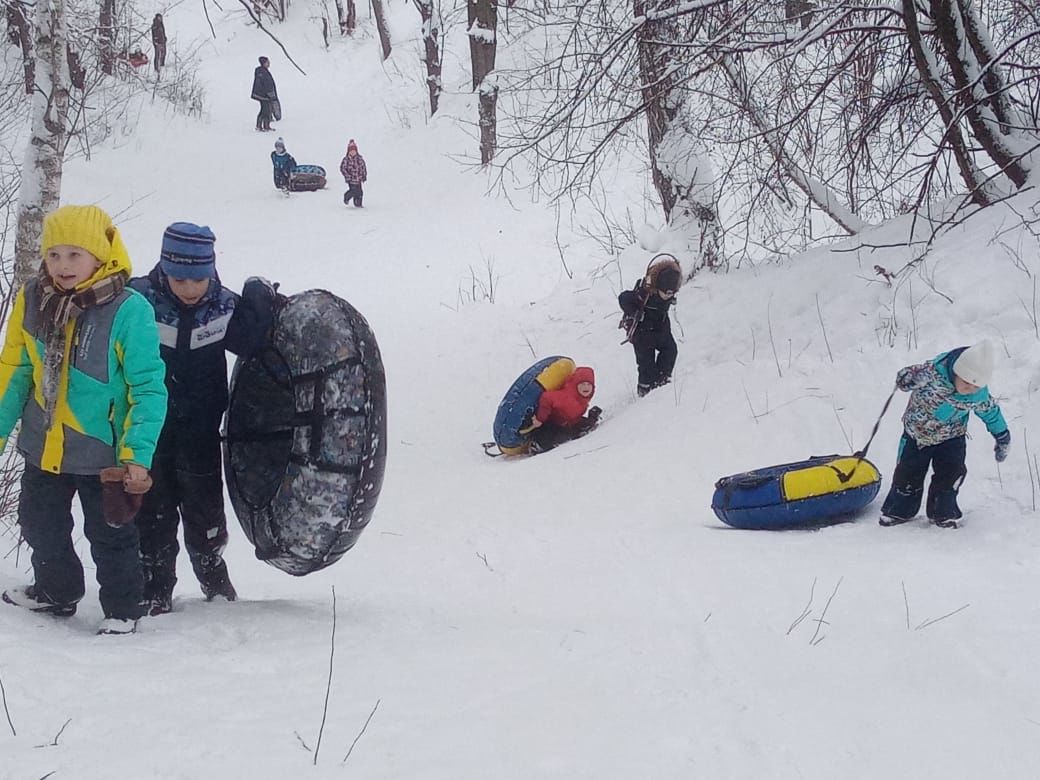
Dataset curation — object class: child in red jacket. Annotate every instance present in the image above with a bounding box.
[525,366,601,453]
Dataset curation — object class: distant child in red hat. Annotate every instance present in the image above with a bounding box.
[339,139,367,207]
[525,366,601,454]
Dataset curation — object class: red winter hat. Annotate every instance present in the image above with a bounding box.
[571,366,595,391]
[347,139,358,153]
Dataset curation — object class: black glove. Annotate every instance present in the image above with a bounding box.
[586,406,602,424]
[994,430,1011,463]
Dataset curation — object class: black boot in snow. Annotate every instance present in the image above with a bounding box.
[879,514,914,527]
[931,517,960,529]
[194,556,238,602]
[2,585,79,617]
[147,592,174,616]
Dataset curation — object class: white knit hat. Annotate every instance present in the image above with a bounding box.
[953,339,996,387]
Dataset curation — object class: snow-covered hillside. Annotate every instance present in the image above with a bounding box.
[1,5,1039,779]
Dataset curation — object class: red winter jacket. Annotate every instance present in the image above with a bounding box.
[535,367,595,428]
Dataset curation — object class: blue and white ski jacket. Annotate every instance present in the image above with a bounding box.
[897,347,1008,447]
[130,265,274,440]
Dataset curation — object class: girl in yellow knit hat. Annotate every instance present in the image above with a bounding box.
[0,205,168,635]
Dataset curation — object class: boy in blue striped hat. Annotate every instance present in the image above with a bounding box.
[130,222,279,615]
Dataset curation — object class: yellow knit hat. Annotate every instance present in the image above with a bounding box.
[40,204,132,277]
[41,205,116,263]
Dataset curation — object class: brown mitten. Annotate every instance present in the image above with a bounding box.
[100,467,152,527]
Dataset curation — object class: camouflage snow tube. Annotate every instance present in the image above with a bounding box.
[223,289,387,575]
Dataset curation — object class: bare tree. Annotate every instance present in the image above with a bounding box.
[634,0,722,268]
[372,0,391,60]
[5,0,33,94]
[344,0,356,34]
[496,1,1039,263]
[413,0,443,116]
[14,0,71,287]
[468,0,497,164]
[98,0,115,75]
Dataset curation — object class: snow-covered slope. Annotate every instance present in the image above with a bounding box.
[1,5,1039,779]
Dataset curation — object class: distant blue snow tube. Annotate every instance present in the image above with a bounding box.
[492,356,575,455]
[711,454,881,530]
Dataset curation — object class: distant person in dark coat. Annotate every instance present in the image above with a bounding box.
[339,139,367,207]
[151,14,166,74]
[251,56,278,132]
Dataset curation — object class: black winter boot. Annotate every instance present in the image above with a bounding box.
[192,554,238,602]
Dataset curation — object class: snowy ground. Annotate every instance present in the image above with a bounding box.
[2,5,1040,779]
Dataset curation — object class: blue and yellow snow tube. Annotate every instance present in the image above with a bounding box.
[711,454,881,530]
[492,356,576,455]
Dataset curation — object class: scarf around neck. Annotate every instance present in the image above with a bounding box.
[37,267,128,427]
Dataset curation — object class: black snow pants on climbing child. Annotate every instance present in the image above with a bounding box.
[17,463,145,619]
[632,328,678,393]
[135,431,230,602]
[881,434,967,522]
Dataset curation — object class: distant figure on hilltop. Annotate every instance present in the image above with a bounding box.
[618,255,681,397]
[340,139,367,207]
[271,137,296,191]
[251,56,278,132]
[151,14,166,75]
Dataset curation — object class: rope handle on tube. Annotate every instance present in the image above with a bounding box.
[834,386,898,484]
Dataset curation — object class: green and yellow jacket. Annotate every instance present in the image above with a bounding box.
[0,261,167,474]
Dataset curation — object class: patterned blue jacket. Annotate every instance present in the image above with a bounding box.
[897,347,1008,447]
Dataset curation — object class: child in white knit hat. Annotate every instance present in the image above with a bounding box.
[880,340,1010,529]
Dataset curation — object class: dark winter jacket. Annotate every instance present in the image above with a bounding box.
[339,153,367,184]
[896,348,1008,447]
[251,65,277,101]
[619,280,674,333]
[271,151,297,188]
[151,16,166,45]
[129,266,275,444]
[535,367,595,428]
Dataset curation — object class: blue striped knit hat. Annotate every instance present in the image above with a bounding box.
[160,222,216,280]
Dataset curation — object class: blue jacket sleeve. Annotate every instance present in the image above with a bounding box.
[974,397,1008,437]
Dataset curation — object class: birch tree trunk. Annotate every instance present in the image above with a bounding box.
[14,0,70,287]
[98,0,115,75]
[413,0,442,116]
[372,0,391,60]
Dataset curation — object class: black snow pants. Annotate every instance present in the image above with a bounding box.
[135,432,229,601]
[881,434,967,522]
[528,417,598,453]
[631,327,678,391]
[343,182,364,207]
[255,99,273,130]
[17,463,145,619]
